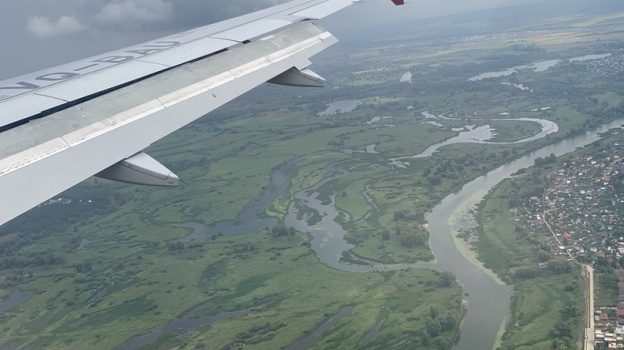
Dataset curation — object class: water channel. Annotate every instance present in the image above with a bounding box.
[468,53,612,81]
[115,304,253,350]
[172,156,308,241]
[0,291,33,315]
[164,117,624,349]
[389,117,558,167]
[316,97,376,116]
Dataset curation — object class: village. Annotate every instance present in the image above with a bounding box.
[513,140,624,348]
[583,47,624,77]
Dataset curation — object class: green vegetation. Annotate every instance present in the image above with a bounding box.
[469,122,624,349]
[476,176,584,350]
[595,272,618,307]
[503,274,582,350]
[0,222,463,349]
[2,2,624,349]
[488,120,543,143]
[474,179,541,280]
[474,129,624,348]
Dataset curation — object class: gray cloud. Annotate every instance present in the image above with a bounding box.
[26,15,86,38]
[0,0,294,78]
[95,0,175,26]
[0,0,600,79]
[158,0,288,30]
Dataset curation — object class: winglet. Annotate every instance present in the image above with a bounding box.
[391,0,405,5]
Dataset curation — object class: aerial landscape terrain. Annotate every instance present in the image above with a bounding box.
[1,0,624,349]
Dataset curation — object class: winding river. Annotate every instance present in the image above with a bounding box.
[166,117,624,350]
[389,117,558,166]
[468,53,612,81]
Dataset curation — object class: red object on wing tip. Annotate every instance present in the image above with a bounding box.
[391,0,405,5]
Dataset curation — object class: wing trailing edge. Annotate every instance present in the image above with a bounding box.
[0,0,404,225]
[0,22,337,226]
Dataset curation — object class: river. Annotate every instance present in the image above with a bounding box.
[168,118,624,349]
[468,53,612,81]
[316,98,377,116]
[286,118,624,349]
[389,117,558,166]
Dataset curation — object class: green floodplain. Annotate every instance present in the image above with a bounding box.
[1,1,624,349]
[475,127,624,350]
[475,177,585,350]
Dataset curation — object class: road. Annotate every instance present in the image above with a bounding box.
[584,264,594,350]
[542,209,575,261]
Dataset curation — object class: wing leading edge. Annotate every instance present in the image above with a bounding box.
[0,0,403,226]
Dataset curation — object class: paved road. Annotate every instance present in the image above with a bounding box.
[584,264,594,350]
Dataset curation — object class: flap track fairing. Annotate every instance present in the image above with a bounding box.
[268,67,326,87]
[95,152,179,187]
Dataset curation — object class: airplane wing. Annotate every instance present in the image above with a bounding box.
[0,0,403,226]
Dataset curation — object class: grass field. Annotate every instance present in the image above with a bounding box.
[595,272,619,307]
[502,273,583,350]
[475,180,539,278]
[489,120,544,143]
[0,220,463,349]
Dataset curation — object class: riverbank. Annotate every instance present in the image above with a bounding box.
[473,151,617,348]
[481,125,624,349]
[446,189,505,286]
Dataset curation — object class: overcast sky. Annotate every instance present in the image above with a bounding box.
[0,0,549,80]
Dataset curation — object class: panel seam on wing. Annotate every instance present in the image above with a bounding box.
[0,29,333,177]
[0,138,70,176]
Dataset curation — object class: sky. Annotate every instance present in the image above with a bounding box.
[0,0,549,80]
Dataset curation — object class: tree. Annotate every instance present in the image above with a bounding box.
[381,231,390,241]
[75,261,92,273]
[514,267,542,279]
[427,176,441,185]
[551,336,571,350]
[420,331,431,346]
[536,250,550,263]
[426,318,442,337]
[438,271,456,287]
[430,306,439,319]
[271,225,296,237]
[547,260,571,274]
[439,311,457,331]
[553,322,572,338]
[562,304,578,318]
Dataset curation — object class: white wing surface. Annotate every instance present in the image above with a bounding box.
[0,0,403,225]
